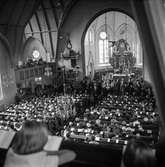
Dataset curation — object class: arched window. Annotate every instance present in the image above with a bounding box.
[84,11,143,74]
[99,31,109,64]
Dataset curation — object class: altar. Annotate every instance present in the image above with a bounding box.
[110,39,136,74]
[94,39,139,83]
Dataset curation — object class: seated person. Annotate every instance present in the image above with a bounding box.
[121,139,156,167]
[4,120,76,167]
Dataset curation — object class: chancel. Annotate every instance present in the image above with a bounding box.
[110,38,136,74]
[0,1,164,167]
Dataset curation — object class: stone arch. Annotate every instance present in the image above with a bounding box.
[81,9,135,74]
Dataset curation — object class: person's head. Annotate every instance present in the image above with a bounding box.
[122,139,156,167]
[12,120,48,155]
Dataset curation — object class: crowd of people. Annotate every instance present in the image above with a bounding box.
[2,120,164,167]
[61,94,159,145]
[0,75,160,141]
[0,93,89,133]
[0,73,163,167]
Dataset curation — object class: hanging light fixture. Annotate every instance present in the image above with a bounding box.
[108,12,116,48]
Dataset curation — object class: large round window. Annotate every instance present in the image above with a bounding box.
[32,50,40,59]
[100,32,107,39]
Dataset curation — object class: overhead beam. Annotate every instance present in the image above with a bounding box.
[41,0,55,57]
[25,29,57,34]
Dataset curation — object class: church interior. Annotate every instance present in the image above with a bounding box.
[0,0,165,167]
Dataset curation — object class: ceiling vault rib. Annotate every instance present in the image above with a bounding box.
[35,11,44,45]
[59,0,78,30]
[28,21,34,36]
[5,0,18,35]
[41,1,55,57]
[49,0,59,29]
[24,0,41,27]
[16,0,28,26]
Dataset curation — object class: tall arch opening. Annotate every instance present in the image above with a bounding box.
[84,11,143,78]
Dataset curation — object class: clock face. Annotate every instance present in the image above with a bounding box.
[32,50,40,59]
[100,32,107,39]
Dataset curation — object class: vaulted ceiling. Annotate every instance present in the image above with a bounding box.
[0,0,132,61]
[24,0,78,57]
[0,0,77,29]
[0,0,78,58]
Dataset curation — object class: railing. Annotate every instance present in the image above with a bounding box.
[14,63,56,84]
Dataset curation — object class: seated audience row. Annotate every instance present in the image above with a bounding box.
[3,120,165,167]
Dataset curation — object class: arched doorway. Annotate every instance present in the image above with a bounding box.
[84,11,143,79]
